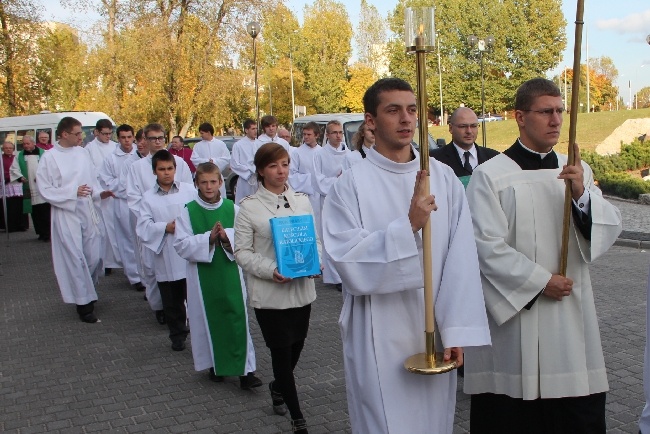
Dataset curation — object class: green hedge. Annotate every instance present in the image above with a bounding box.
[582,140,650,199]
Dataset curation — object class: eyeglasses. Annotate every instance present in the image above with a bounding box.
[523,108,565,117]
[146,136,166,142]
[451,123,479,129]
[65,131,83,137]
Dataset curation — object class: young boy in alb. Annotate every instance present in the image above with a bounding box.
[174,162,262,390]
[136,150,196,351]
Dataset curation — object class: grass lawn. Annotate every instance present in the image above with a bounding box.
[428,107,650,154]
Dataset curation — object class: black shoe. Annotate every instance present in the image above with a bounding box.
[171,340,185,351]
[41,236,50,242]
[104,268,112,275]
[155,310,166,325]
[133,282,145,292]
[240,373,263,390]
[80,312,99,323]
[269,381,287,415]
[335,283,342,292]
[291,418,308,433]
[208,368,224,382]
[143,294,148,301]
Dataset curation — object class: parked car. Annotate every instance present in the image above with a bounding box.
[477,114,504,122]
[292,113,441,152]
[183,136,242,199]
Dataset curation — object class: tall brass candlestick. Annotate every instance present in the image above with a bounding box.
[403,8,457,375]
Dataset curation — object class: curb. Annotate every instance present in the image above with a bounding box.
[614,238,650,249]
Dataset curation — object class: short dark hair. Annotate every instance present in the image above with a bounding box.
[135,128,144,141]
[116,124,134,136]
[515,78,562,111]
[151,149,176,171]
[198,122,214,135]
[302,121,320,136]
[363,78,414,116]
[254,143,290,183]
[143,123,165,138]
[260,115,278,129]
[243,119,256,130]
[171,135,184,143]
[95,119,113,131]
[55,117,82,139]
[195,162,222,182]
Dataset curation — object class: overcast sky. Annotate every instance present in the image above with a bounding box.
[41,0,650,105]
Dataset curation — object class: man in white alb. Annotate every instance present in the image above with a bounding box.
[190,122,228,199]
[36,117,115,323]
[229,119,260,204]
[257,115,291,152]
[288,121,321,227]
[322,77,490,434]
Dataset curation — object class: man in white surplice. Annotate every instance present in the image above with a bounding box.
[256,115,291,151]
[463,78,622,434]
[189,122,228,199]
[322,78,491,434]
[98,124,144,291]
[126,123,193,321]
[36,117,115,323]
[314,120,349,288]
[288,121,321,224]
[229,119,260,204]
[85,118,120,272]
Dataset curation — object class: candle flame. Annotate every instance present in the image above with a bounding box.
[418,23,424,36]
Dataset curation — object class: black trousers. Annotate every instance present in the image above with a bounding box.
[31,203,51,238]
[158,279,188,343]
[470,392,607,434]
[270,340,306,420]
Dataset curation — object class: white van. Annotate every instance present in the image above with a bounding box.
[291,113,441,151]
[0,111,116,151]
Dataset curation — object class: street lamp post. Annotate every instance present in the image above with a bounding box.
[436,32,444,126]
[289,30,298,120]
[246,21,261,130]
[468,34,495,148]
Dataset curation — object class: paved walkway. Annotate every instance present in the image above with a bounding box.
[1,215,649,433]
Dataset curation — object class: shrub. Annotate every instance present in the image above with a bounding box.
[597,172,650,199]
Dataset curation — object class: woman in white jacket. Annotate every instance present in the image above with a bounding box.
[234,143,321,434]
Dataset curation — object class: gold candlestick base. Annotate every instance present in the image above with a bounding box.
[404,352,457,375]
[404,331,457,375]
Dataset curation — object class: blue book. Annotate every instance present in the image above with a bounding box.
[269,214,320,279]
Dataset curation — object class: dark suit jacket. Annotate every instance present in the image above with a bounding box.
[431,142,499,177]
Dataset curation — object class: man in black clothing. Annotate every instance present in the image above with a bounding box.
[431,107,499,179]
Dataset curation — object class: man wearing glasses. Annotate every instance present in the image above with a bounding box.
[36,117,114,323]
[432,107,498,185]
[85,119,121,274]
[126,124,193,324]
[463,78,622,433]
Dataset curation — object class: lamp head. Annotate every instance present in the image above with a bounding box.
[646,34,650,45]
[247,21,261,39]
[486,35,495,48]
[467,35,478,48]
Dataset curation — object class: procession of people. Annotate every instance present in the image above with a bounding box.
[1,75,634,434]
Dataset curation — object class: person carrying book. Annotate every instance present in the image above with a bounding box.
[174,162,262,390]
[234,143,322,434]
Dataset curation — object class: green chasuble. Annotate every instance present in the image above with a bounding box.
[17,148,44,213]
[186,199,247,376]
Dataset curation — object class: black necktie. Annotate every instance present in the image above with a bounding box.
[463,151,473,174]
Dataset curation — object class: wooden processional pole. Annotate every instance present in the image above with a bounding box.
[559,0,585,276]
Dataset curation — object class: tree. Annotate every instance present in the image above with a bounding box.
[342,63,376,112]
[0,0,43,116]
[34,25,88,112]
[636,87,650,109]
[386,0,566,115]
[559,63,619,112]
[356,0,387,77]
[295,0,352,113]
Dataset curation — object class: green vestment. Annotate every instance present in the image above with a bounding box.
[186,199,247,376]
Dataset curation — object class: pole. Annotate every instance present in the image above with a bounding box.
[290,51,296,120]
[559,0,585,276]
[564,66,568,109]
[0,154,9,241]
[480,51,487,147]
[586,25,590,113]
[269,73,273,115]
[437,35,444,126]
[253,38,260,131]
